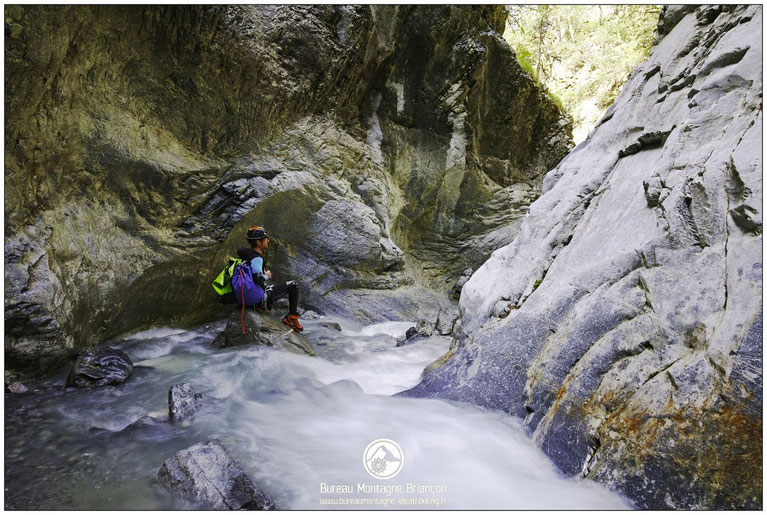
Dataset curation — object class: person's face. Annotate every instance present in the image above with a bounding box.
[261,237,270,249]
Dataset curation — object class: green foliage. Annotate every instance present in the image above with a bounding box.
[533,278,543,291]
[504,5,661,142]
[547,89,565,111]
[516,53,537,78]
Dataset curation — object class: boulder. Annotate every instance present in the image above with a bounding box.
[212,310,315,356]
[6,382,28,393]
[399,318,433,346]
[157,439,277,510]
[434,306,459,336]
[168,383,204,422]
[65,347,133,388]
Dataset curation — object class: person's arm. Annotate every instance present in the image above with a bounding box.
[250,256,270,283]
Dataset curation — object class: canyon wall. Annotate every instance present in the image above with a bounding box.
[5,5,571,378]
[404,5,762,509]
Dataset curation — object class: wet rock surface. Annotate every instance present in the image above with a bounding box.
[319,322,342,332]
[5,5,570,379]
[65,347,133,388]
[404,6,763,510]
[157,439,277,510]
[6,382,29,393]
[399,319,434,346]
[434,306,459,336]
[213,310,316,356]
[168,383,204,422]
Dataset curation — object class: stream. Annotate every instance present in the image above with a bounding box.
[4,316,630,510]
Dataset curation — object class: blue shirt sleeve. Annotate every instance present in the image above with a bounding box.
[249,256,269,283]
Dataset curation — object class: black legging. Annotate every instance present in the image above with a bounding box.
[267,281,299,315]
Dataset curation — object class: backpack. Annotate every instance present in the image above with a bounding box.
[231,260,265,306]
[212,256,243,304]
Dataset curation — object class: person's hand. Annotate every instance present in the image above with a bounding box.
[265,270,272,279]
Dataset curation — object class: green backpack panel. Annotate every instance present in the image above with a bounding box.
[212,256,243,296]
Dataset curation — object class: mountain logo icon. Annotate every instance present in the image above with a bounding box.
[363,438,404,479]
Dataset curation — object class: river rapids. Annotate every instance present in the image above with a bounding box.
[4,317,629,509]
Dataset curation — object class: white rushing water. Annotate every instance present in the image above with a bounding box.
[5,317,630,510]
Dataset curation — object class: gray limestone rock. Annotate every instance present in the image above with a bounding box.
[403,5,763,510]
[157,439,277,510]
[65,347,133,388]
[315,285,453,328]
[168,383,203,422]
[450,268,473,299]
[399,318,434,346]
[213,310,315,356]
[642,173,670,207]
[320,322,342,332]
[434,306,459,336]
[6,382,28,394]
[5,5,570,379]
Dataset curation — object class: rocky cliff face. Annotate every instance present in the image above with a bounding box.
[404,5,762,509]
[5,5,571,379]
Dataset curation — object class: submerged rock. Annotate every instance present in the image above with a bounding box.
[399,319,434,346]
[168,383,204,422]
[415,319,434,338]
[65,347,133,388]
[157,439,277,510]
[6,382,28,393]
[404,5,763,510]
[213,310,315,356]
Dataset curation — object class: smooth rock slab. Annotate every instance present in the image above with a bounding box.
[404,5,763,510]
[65,347,133,388]
[157,439,277,510]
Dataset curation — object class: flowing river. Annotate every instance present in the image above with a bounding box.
[4,317,630,510]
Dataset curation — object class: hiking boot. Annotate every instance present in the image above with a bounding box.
[282,314,303,332]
